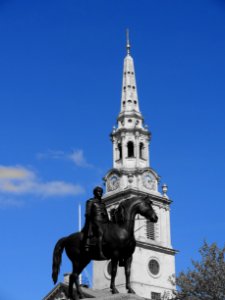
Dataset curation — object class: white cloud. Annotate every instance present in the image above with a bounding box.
[0,196,24,208]
[0,165,85,204]
[36,150,65,160]
[0,165,34,180]
[68,150,92,168]
[37,149,93,168]
[34,181,84,197]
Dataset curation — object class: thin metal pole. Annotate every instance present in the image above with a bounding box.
[78,203,82,231]
[78,203,82,285]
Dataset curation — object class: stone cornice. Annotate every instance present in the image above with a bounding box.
[103,188,172,207]
[104,167,160,179]
[136,241,179,256]
[117,111,143,121]
[111,127,151,140]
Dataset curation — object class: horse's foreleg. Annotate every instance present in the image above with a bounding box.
[124,256,135,294]
[110,259,119,294]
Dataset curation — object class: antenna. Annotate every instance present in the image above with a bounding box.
[126,28,131,55]
[78,203,82,231]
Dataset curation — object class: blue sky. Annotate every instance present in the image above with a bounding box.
[0,0,225,299]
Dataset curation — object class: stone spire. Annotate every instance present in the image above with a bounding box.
[119,30,141,117]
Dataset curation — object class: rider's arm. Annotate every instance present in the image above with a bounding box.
[85,199,92,219]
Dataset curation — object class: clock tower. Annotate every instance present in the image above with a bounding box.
[93,32,177,300]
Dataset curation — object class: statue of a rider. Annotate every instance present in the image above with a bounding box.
[82,186,109,259]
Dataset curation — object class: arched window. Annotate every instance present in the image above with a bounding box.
[127,141,134,157]
[140,142,144,159]
[118,143,122,160]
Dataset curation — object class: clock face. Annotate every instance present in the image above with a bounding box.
[142,172,156,190]
[107,174,120,191]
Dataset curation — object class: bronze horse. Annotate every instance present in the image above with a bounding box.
[52,196,158,300]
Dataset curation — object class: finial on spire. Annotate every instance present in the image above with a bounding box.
[126,28,131,55]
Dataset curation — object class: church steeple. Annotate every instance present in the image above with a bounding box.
[93,33,176,300]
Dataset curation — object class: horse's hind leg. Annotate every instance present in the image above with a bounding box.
[110,258,119,294]
[124,256,135,294]
[70,259,90,299]
[68,273,78,300]
[68,271,84,300]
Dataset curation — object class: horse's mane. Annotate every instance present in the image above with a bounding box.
[110,196,148,225]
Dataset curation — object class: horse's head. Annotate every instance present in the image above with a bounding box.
[139,196,158,223]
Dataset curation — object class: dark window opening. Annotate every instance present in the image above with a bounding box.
[127,141,134,157]
[151,292,161,300]
[118,143,122,160]
[147,220,155,240]
[128,100,132,103]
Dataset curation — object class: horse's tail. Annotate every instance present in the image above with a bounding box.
[52,237,67,284]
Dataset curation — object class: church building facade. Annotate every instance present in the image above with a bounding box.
[92,35,176,300]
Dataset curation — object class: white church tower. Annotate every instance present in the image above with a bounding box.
[93,32,176,300]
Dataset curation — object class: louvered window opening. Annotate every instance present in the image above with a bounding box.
[146,220,155,240]
[151,292,161,300]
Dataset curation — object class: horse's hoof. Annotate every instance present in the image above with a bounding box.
[111,289,119,294]
[128,288,136,294]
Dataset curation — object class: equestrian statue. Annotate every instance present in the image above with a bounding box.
[52,186,158,300]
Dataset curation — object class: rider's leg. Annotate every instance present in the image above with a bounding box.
[82,222,91,252]
[95,223,106,259]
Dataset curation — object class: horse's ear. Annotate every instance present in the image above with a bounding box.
[143,195,152,204]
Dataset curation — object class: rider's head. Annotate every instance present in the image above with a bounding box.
[93,186,103,199]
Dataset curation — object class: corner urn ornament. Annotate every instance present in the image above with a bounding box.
[107,174,120,191]
[142,172,156,190]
